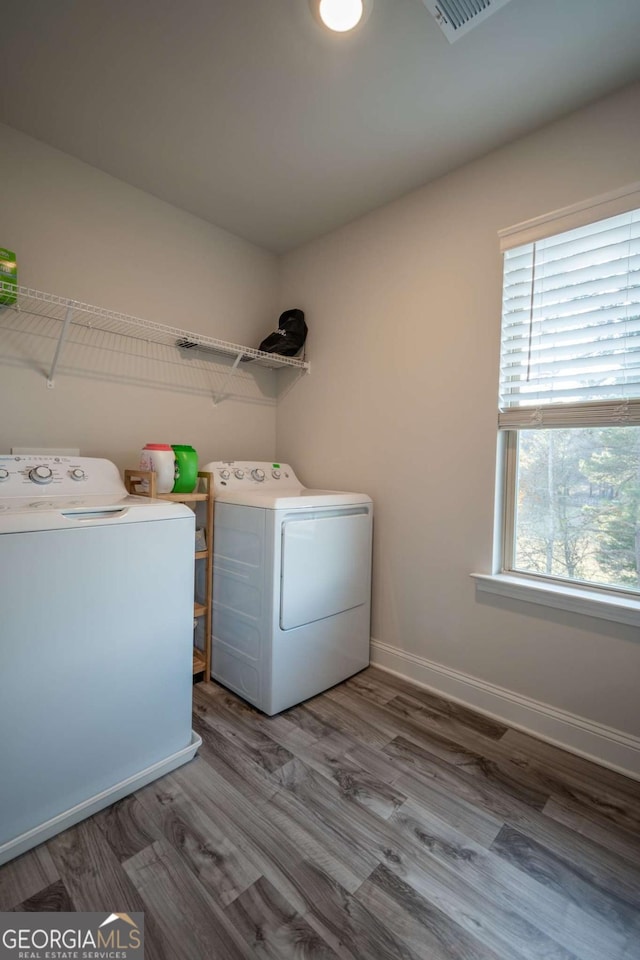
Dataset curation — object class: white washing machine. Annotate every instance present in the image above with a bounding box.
[202,461,372,714]
[0,455,201,866]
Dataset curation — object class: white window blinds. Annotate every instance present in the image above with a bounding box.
[498,200,640,429]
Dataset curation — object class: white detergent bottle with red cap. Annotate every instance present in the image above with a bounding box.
[139,443,175,493]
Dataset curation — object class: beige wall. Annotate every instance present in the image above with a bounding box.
[0,123,280,469]
[278,82,640,746]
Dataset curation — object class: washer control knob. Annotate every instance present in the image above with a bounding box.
[70,468,86,481]
[220,469,230,480]
[272,470,281,479]
[251,468,266,482]
[0,468,9,481]
[29,465,53,484]
[234,469,245,479]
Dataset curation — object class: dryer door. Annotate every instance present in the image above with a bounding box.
[280,509,371,630]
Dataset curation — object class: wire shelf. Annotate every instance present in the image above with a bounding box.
[0,282,309,403]
[0,282,308,368]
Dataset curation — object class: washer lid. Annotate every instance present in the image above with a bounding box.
[0,493,192,533]
[214,488,372,509]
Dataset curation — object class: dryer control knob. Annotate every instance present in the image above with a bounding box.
[251,469,265,482]
[272,470,281,479]
[29,465,53,484]
[220,469,230,480]
[70,468,86,481]
[234,469,245,479]
[0,468,9,481]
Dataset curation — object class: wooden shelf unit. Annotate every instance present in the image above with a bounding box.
[124,468,213,682]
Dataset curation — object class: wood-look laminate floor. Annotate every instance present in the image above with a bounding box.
[2,667,639,959]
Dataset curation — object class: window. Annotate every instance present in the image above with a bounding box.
[497,189,640,599]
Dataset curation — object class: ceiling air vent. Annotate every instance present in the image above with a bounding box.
[422,0,513,43]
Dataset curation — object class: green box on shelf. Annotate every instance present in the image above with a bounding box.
[0,247,17,305]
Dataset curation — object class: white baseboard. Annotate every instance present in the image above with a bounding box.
[370,639,640,781]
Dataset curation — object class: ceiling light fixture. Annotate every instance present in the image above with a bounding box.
[317,0,365,33]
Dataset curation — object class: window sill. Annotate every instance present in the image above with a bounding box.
[471,573,640,628]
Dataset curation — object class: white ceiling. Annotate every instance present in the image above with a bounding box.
[2,0,640,253]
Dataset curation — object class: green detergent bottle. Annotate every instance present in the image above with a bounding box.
[172,444,198,493]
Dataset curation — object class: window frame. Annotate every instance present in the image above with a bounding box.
[472,183,640,627]
[498,426,640,601]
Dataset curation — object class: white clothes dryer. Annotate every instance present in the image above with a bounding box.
[202,461,372,714]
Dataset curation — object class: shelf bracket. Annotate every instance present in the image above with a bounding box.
[212,350,244,406]
[47,306,74,388]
